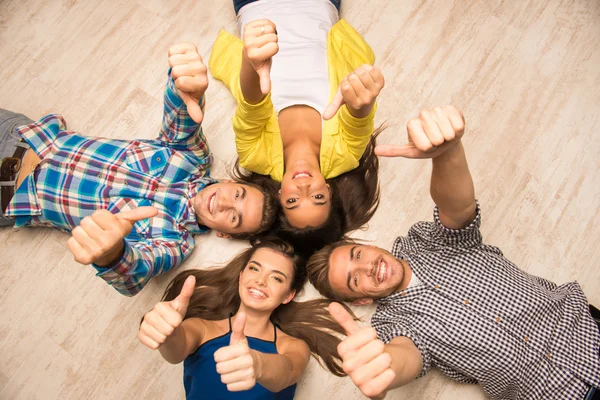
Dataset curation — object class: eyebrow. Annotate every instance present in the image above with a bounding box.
[249,260,288,279]
[346,246,358,292]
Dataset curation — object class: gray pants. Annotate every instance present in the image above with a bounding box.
[0,109,34,226]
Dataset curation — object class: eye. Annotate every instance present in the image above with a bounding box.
[357,250,362,260]
[249,266,258,272]
[286,198,297,204]
[272,276,283,283]
[235,190,240,199]
[354,275,358,287]
[314,194,324,199]
[231,212,237,224]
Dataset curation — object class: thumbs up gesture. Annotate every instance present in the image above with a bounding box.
[375,105,465,159]
[329,302,395,400]
[214,313,258,392]
[168,43,209,123]
[242,19,279,95]
[138,275,196,350]
[67,206,158,267]
[323,64,384,120]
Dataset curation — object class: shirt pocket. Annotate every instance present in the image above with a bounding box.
[125,143,171,178]
[106,197,153,238]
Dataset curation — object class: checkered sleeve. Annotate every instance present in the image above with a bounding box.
[372,312,432,379]
[431,201,483,248]
[93,232,195,296]
[158,71,206,146]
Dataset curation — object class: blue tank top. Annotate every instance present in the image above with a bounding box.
[183,316,297,400]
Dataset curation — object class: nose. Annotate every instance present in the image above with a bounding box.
[255,274,266,286]
[217,196,234,212]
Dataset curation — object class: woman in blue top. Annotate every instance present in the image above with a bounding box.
[138,238,353,399]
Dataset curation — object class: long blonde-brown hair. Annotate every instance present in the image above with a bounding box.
[162,237,355,376]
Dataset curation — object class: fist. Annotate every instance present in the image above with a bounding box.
[168,42,209,123]
[67,206,158,266]
[214,313,257,392]
[138,275,196,350]
[242,19,278,95]
[330,302,394,399]
[323,64,385,120]
[375,105,465,159]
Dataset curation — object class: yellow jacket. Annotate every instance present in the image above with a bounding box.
[209,19,376,181]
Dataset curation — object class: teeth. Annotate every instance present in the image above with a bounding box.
[249,288,266,298]
[378,259,387,283]
[209,194,215,213]
[294,173,310,179]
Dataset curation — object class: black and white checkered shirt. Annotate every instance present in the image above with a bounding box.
[371,203,600,400]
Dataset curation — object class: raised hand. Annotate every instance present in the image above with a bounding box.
[329,302,394,400]
[214,313,257,392]
[323,64,384,120]
[375,105,465,159]
[138,275,196,350]
[242,19,278,95]
[168,42,209,123]
[67,206,158,266]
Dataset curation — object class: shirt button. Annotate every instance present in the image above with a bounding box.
[464,299,470,305]
[401,292,407,297]
[98,173,102,178]
[156,157,161,162]
[123,180,128,185]
[70,165,75,171]
[524,336,529,342]
[434,284,441,289]
[546,353,551,358]
[495,317,501,323]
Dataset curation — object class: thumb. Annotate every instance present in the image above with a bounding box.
[181,92,204,123]
[328,302,360,335]
[117,206,159,225]
[374,143,427,159]
[172,275,196,315]
[257,67,271,95]
[323,88,344,120]
[230,312,247,345]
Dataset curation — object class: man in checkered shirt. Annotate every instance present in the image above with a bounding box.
[0,43,278,297]
[307,105,600,399]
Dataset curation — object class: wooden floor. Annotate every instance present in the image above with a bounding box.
[1,0,599,399]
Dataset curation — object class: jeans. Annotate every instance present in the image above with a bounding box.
[233,0,341,15]
[0,109,33,226]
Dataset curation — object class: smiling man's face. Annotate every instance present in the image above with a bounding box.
[193,182,264,235]
[328,244,408,301]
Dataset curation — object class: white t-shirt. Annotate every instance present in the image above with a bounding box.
[238,0,339,114]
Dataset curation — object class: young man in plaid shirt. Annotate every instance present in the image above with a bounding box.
[307,106,600,399]
[0,43,278,297]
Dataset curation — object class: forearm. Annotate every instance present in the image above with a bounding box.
[240,51,266,104]
[430,141,476,228]
[158,325,189,364]
[252,351,299,392]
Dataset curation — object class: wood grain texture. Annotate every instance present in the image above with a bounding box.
[1,0,599,399]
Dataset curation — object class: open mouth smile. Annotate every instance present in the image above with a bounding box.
[207,192,216,215]
[292,171,312,179]
[248,287,268,299]
[376,258,387,284]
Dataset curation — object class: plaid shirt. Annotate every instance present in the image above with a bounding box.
[372,203,600,400]
[5,73,215,296]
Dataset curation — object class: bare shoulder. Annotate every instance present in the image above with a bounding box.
[276,329,310,355]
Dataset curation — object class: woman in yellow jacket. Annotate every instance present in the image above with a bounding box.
[210,0,384,254]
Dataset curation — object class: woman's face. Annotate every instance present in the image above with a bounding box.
[280,161,331,228]
[238,248,296,312]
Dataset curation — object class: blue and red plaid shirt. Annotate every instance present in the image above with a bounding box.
[5,73,215,296]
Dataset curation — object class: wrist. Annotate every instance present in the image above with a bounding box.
[250,349,264,381]
[94,240,125,268]
[348,102,375,119]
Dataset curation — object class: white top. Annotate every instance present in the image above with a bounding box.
[239,0,339,114]
[405,270,422,288]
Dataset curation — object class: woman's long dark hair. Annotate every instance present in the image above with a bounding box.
[162,237,356,376]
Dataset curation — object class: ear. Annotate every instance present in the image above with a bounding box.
[277,189,282,197]
[282,289,296,305]
[352,298,373,306]
[216,231,232,239]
